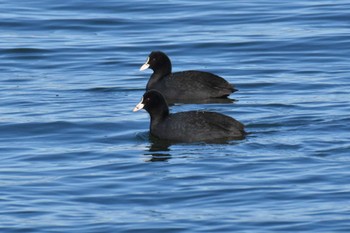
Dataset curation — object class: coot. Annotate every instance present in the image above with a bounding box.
[140,51,236,101]
[133,90,245,142]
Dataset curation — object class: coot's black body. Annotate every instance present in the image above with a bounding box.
[140,51,236,101]
[133,90,245,143]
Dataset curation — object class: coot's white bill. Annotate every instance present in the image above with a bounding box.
[140,57,150,71]
[133,97,144,112]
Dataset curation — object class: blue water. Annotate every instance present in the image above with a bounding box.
[1,0,350,232]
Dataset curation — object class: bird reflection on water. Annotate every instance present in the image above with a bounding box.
[144,135,172,162]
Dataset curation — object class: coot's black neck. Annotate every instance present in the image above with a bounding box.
[146,91,169,125]
[146,73,161,90]
[149,104,169,128]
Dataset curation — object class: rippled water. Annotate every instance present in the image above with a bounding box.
[1,1,350,232]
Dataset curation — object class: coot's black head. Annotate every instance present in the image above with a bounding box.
[133,90,169,119]
[140,51,172,74]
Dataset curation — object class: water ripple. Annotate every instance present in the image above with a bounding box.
[1,0,350,232]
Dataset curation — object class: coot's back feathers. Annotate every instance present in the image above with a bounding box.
[155,111,245,142]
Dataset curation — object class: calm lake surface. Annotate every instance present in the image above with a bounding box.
[1,1,350,232]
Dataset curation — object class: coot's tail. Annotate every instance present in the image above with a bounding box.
[218,84,237,98]
[231,84,238,93]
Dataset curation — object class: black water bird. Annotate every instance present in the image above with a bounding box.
[133,90,245,143]
[140,51,237,101]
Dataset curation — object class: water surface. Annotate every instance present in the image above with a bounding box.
[1,1,350,232]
